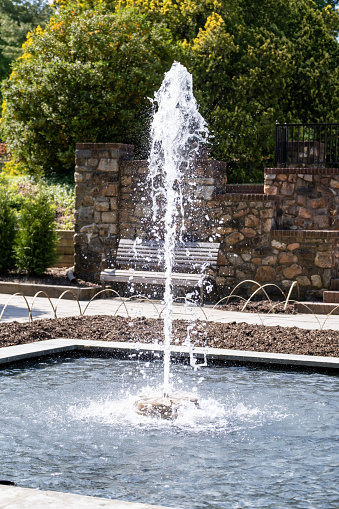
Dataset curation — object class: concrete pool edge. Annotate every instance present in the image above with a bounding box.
[0,484,176,508]
[0,338,339,371]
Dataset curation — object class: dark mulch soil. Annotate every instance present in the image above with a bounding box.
[0,268,99,288]
[1,315,338,357]
[220,300,297,314]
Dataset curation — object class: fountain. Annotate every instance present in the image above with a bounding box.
[135,62,209,418]
[1,62,338,509]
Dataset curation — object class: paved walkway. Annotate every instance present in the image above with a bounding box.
[0,485,175,509]
[0,292,338,330]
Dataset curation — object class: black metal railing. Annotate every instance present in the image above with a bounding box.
[275,123,339,167]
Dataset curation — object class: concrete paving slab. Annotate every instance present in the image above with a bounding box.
[1,338,338,371]
[0,485,175,509]
[1,292,339,330]
[0,282,101,300]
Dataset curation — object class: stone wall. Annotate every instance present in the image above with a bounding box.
[218,228,338,300]
[74,143,339,300]
[264,167,339,230]
[118,158,228,242]
[74,143,227,281]
[74,143,133,280]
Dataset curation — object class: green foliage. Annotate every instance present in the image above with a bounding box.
[0,0,52,83]
[0,171,75,228]
[2,0,339,183]
[1,6,176,175]
[51,0,339,182]
[315,0,339,9]
[0,185,16,273]
[15,187,59,275]
[184,0,339,182]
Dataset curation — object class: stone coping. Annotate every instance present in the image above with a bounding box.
[271,229,339,238]
[76,142,134,151]
[213,193,280,201]
[0,485,174,509]
[225,184,264,194]
[1,338,338,371]
[295,301,339,315]
[0,282,102,300]
[265,167,339,175]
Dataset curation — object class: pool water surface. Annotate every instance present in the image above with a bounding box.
[0,357,338,508]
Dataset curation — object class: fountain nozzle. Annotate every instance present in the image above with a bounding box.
[135,393,199,420]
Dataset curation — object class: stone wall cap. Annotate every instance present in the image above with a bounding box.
[213,193,280,202]
[265,167,339,175]
[76,143,134,151]
[271,229,339,238]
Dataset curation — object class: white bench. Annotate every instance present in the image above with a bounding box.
[100,239,220,303]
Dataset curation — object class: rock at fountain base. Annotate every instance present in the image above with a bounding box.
[135,394,199,420]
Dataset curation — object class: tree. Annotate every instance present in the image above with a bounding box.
[59,0,339,182]
[0,0,52,83]
[185,0,339,181]
[1,6,176,174]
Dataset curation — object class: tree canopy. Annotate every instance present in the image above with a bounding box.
[1,7,175,174]
[1,0,339,181]
[186,0,339,180]
[0,0,52,83]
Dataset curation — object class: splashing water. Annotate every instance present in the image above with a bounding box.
[148,62,209,396]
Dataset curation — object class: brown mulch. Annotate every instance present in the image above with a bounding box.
[220,300,297,314]
[1,315,338,357]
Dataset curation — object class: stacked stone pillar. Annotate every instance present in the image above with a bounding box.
[74,143,133,281]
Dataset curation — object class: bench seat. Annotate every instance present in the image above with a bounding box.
[100,239,220,303]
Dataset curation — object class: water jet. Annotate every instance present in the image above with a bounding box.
[135,61,209,417]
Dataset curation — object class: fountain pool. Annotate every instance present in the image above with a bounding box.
[1,355,338,508]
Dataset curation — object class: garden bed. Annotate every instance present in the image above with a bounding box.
[0,315,338,357]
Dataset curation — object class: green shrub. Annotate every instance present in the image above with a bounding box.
[15,188,59,275]
[0,187,17,273]
[0,172,75,229]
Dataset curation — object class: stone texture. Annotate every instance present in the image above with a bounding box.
[296,276,311,286]
[98,158,119,172]
[311,274,322,288]
[315,252,332,268]
[255,266,276,282]
[298,207,312,219]
[279,252,297,264]
[287,243,300,251]
[225,232,245,245]
[283,264,303,279]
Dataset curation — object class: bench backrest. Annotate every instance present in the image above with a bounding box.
[117,239,220,273]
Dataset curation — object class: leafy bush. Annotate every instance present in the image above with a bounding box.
[0,187,17,273]
[0,172,75,229]
[15,188,60,275]
[1,6,176,175]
